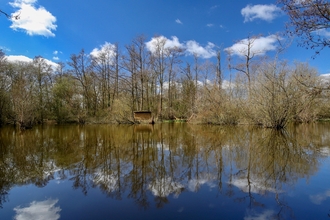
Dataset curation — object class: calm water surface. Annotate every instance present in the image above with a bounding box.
[0,123,330,220]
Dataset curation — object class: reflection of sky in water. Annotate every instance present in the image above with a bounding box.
[1,124,330,219]
[148,177,184,198]
[319,147,330,156]
[231,178,283,195]
[310,190,330,205]
[14,199,61,220]
[244,209,276,220]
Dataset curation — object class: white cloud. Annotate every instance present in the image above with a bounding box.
[206,24,214,27]
[52,51,61,61]
[145,36,184,54]
[6,55,59,69]
[90,42,117,63]
[9,0,57,37]
[165,36,184,50]
[185,41,216,58]
[14,199,61,220]
[175,19,183,24]
[6,55,33,62]
[43,59,58,68]
[241,4,281,23]
[224,35,279,57]
[316,29,330,38]
[146,36,217,59]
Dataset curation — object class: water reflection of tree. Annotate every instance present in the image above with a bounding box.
[228,128,321,218]
[0,126,63,207]
[0,123,329,213]
[126,125,154,209]
[0,129,9,208]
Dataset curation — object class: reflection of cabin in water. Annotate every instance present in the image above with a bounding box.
[133,111,154,124]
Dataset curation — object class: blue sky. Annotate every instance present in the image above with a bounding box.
[1,0,329,77]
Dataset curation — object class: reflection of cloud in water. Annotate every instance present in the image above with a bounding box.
[149,177,184,198]
[92,172,118,192]
[319,147,330,156]
[244,209,276,220]
[310,190,330,204]
[187,173,217,192]
[43,161,61,180]
[231,178,282,195]
[14,199,61,220]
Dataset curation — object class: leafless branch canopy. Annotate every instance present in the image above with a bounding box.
[278,0,330,54]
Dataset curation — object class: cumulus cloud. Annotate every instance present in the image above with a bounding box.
[241,4,281,23]
[185,41,216,58]
[175,19,183,24]
[145,36,183,53]
[146,36,217,59]
[224,35,279,57]
[90,42,117,58]
[9,0,57,37]
[6,55,59,69]
[6,55,33,63]
[14,199,61,220]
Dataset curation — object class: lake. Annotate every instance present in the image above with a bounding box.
[0,123,329,219]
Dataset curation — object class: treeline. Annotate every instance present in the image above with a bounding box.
[0,35,329,129]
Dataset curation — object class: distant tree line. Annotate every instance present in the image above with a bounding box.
[0,0,329,129]
[1,34,330,130]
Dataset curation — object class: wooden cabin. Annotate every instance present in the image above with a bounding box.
[133,111,154,124]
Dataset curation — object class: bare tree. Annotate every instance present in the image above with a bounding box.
[166,47,183,118]
[0,9,19,20]
[278,0,330,54]
[68,49,94,121]
[216,50,222,90]
[149,37,167,118]
[226,35,264,94]
[33,56,53,123]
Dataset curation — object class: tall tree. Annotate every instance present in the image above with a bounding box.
[8,62,36,128]
[150,37,167,118]
[278,0,330,54]
[68,49,94,119]
[90,43,117,110]
[0,50,10,126]
[166,47,183,118]
[226,35,264,96]
[33,56,53,123]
